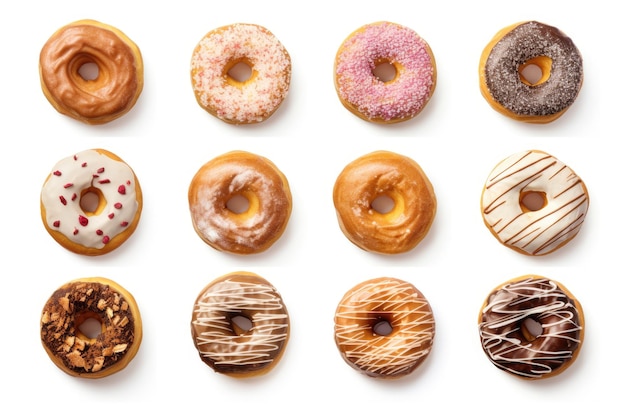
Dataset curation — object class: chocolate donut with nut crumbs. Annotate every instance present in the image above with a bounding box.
[479,21,583,123]
[40,277,142,378]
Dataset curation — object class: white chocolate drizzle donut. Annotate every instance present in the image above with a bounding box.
[191,272,290,377]
[190,23,291,124]
[40,149,142,255]
[481,150,588,256]
[334,277,435,379]
[478,275,584,379]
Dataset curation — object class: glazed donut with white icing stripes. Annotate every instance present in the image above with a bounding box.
[334,277,435,379]
[478,275,584,379]
[40,149,142,256]
[481,150,589,256]
[190,271,290,378]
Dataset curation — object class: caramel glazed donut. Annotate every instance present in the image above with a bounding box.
[188,151,292,255]
[41,149,143,256]
[481,150,589,256]
[479,21,583,123]
[334,21,436,124]
[39,19,143,125]
[191,272,290,378]
[478,275,584,379]
[40,277,142,378]
[333,151,436,254]
[334,277,435,379]
[190,23,291,124]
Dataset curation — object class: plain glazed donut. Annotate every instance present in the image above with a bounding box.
[40,149,143,256]
[39,19,144,125]
[190,271,290,378]
[40,277,142,378]
[188,151,292,255]
[334,277,435,379]
[190,23,291,124]
[478,275,584,379]
[479,21,583,123]
[334,21,436,123]
[481,150,589,256]
[333,151,436,254]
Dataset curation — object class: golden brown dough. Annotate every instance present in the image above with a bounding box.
[333,151,436,254]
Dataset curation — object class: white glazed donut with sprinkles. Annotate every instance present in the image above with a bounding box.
[40,149,143,256]
[190,23,291,124]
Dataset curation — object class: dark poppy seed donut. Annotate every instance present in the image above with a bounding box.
[479,21,583,123]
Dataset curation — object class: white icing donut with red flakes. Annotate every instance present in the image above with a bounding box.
[40,149,143,256]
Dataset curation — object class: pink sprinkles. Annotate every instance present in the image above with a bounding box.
[335,22,435,121]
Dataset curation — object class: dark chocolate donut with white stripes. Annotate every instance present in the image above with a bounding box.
[481,149,589,256]
[478,275,584,379]
[190,271,290,378]
[479,21,583,123]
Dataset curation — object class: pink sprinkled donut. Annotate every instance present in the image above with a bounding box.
[190,23,291,124]
[334,21,437,124]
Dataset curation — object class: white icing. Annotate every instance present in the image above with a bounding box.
[481,150,588,255]
[41,149,139,249]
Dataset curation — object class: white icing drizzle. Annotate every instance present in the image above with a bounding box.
[481,150,588,255]
[478,276,583,379]
[41,149,139,249]
[191,276,289,371]
[334,278,435,377]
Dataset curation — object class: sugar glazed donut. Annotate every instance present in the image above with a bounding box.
[191,271,290,378]
[333,151,436,254]
[188,151,292,255]
[481,150,589,256]
[40,149,143,256]
[190,23,291,124]
[334,277,435,379]
[39,19,144,124]
[334,21,436,123]
[478,275,584,379]
[479,21,583,123]
[40,277,142,378]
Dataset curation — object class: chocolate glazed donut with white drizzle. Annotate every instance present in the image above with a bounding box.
[190,272,290,378]
[478,275,584,379]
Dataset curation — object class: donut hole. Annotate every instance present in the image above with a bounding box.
[226,194,250,214]
[226,60,254,83]
[75,312,104,341]
[372,318,393,336]
[78,62,99,81]
[373,59,398,83]
[520,191,547,212]
[522,317,543,342]
[519,56,552,86]
[371,195,395,214]
[80,187,107,216]
[231,314,253,335]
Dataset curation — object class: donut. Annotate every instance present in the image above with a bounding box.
[478,275,584,379]
[40,277,142,378]
[40,149,143,256]
[481,150,589,256]
[190,271,290,378]
[190,23,291,124]
[334,21,437,124]
[188,151,292,255]
[479,21,583,123]
[333,151,436,254]
[39,19,144,125]
[334,277,435,379]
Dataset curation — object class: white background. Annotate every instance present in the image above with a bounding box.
[1,0,622,414]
